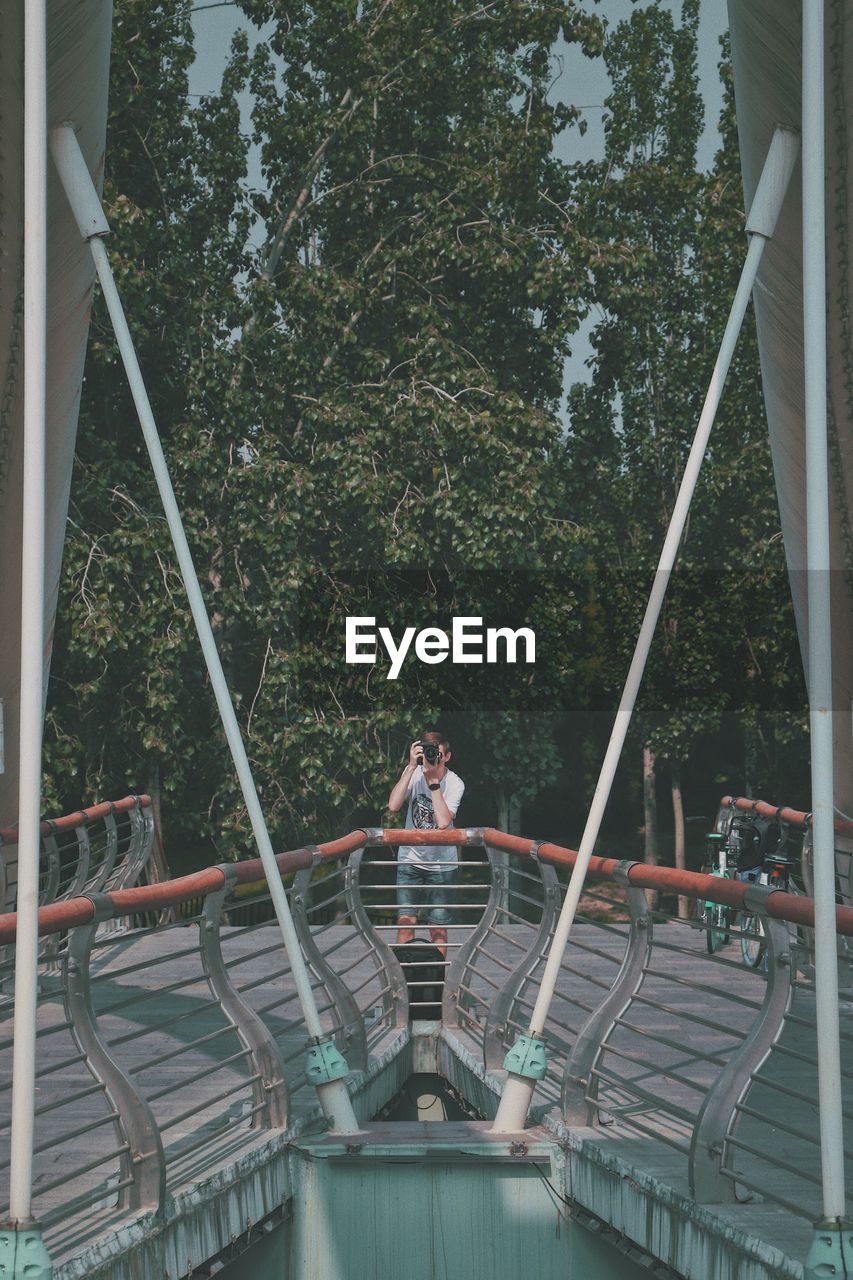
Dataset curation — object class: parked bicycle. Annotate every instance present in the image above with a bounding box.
[738,843,796,968]
[701,811,794,966]
[701,831,737,953]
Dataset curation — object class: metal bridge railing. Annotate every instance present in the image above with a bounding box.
[721,792,853,908]
[0,793,155,914]
[0,797,850,1263]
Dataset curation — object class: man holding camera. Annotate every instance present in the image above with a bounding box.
[387,731,465,957]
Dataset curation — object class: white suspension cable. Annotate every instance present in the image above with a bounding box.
[802,0,846,1224]
[50,125,360,1134]
[493,127,799,1132]
[9,0,48,1225]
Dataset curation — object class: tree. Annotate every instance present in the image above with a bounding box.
[44,0,604,857]
[563,6,805,891]
[44,0,253,843]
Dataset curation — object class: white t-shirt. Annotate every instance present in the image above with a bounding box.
[399,767,465,866]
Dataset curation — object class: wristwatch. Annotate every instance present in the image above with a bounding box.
[428,782,441,791]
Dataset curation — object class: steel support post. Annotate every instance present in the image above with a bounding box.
[561,863,652,1126]
[442,845,505,1033]
[50,125,360,1133]
[201,867,290,1129]
[66,897,167,1215]
[493,126,800,1133]
[801,1,849,1265]
[483,857,560,1071]
[344,847,409,1032]
[5,0,52,1267]
[688,887,792,1204]
[290,865,368,1071]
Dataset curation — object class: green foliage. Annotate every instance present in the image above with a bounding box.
[44,0,602,855]
[564,13,806,779]
[43,1,808,861]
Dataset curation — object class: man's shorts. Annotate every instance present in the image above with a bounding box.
[396,860,456,925]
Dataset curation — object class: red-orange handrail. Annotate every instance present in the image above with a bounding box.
[0,794,151,846]
[720,794,853,837]
[478,829,853,935]
[2,822,853,944]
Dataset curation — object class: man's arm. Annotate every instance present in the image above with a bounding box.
[429,786,455,829]
[423,766,464,829]
[388,741,422,812]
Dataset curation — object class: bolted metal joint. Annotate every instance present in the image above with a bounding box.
[214,862,239,889]
[742,882,775,916]
[0,1224,53,1278]
[80,891,116,924]
[803,1220,853,1280]
[305,1039,350,1086]
[503,1033,547,1081]
[611,859,639,887]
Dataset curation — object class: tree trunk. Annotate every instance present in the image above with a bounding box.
[671,760,689,919]
[147,763,176,922]
[744,722,755,800]
[495,788,515,922]
[146,763,169,880]
[643,746,659,909]
[497,789,509,835]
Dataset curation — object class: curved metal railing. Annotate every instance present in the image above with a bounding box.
[719,792,853,905]
[0,794,155,914]
[0,797,849,1263]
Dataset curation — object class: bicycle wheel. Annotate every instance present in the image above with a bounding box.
[740,912,765,968]
[704,903,729,953]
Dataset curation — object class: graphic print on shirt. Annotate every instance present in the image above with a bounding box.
[412,793,436,830]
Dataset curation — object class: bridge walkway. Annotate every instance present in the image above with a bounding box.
[0,920,835,1274]
[0,810,850,1278]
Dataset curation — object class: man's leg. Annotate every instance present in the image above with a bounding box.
[429,926,448,957]
[397,916,417,945]
[397,861,420,945]
[427,865,455,958]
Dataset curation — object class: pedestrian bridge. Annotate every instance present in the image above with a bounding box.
[0,795,850,1279]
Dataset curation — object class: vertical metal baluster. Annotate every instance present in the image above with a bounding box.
[41,828,60,905]
[561,862,652,1125]
[689,890,792,1203]
[0,839,10,992]
[66,897,166,1214]
[39,826,70,977]
[290,863,368,1070]
[344,845,408,1031]
[836,821,853,909]
[442,843,501,1033]
[200,868,289,1128]
[803,822,816,898]
[113,798,154,890]
[483,854,561,1070]
[65,824,92,900]
[99,808,138,939]
[3,846,18,914]
[799,824,820,964]
[0,836,7,914]
[91,809,119,893]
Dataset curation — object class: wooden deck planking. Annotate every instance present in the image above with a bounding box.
[0,918,845,1270]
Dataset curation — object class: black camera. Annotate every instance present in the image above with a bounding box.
[418,740,442,766]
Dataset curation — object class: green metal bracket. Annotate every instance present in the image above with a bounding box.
[503,1033,547,1081]
[305,1039,350,1086]
[0,1225,53,1278]
[804,1220,853,1279]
